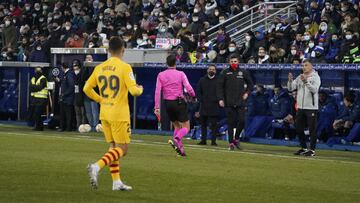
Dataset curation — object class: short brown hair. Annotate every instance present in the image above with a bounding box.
[108,36,124,53]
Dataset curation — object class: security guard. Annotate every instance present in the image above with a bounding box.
[29,67,48,131]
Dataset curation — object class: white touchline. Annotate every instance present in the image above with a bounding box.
[1,131,360,165]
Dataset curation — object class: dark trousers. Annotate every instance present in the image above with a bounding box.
[200,115,218,144]
[74,105,87,128]
[33,104,46,129]
[225,107,245,143]
[60,102,74,131]
[296,109,318,150]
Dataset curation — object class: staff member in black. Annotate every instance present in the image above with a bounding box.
[196,64,219,146]
[29,67,48,131]
[288,59,321,156]
[217,55,254,150]
[56,63,75,132]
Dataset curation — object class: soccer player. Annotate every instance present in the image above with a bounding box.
[84,37,143,190]
[154,54,195,156]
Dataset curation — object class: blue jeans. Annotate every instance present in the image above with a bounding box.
[84,96,99,129]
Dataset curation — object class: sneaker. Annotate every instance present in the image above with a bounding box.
[233,140,241,150]
[294,148,307,155]
[197,141,207,145]
[229,143,235,151]
[112,182,133,191]
[303,150,315,157]
[87,164,99,189]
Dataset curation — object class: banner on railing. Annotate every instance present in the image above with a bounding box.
[143,63,360,70]
[155,38,181,49]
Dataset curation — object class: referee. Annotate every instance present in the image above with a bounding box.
[154,54,196,156]
[217,55,254,150]
[288,59,321,156]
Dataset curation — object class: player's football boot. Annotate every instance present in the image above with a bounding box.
[87,164,99,189]
[112,182,133,191]
[228,143,235,151]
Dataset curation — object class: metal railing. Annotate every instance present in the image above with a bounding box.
[206,1,297,45]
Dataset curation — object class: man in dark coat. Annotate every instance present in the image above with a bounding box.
[217,55,254,150]
[196,65,219,146]
[56,63,75,131]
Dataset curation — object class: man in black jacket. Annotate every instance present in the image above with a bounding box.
[29,67,48,131]
[217,55,254,150]
[196,65,219,146]
[56,63,75,132]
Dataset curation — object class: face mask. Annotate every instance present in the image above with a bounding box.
[34,30,39,34]
[89,43,94,48]
[182,23,187,28]
[5,21,10,26]
[219,50,226,54]
[230,63,238,70]
[159,28,166,32]
[193,17,199,22]
[325,5,330,10]
[304,24,310,29]
[320,25,327,31]
[74,70,80,75]
[25,6,31,11]
[2,52,7,57]
[35,7,40,11]
[304,35,310,41]
[194,9,199,13]
[143,36,148,40]
[134,27,138,31]
[124,38,129,42]
[99,16,103,20]
[54,15,60,19]
[65,26,71,31]
[208,72,215,77]
[332,37,337,42]
[137,39,143,44]
[126,24,132,30]
[245,36,251,41]
[36,47,42,51]
[43,6,48,10]
[341,7,347,12]
[291,50,297,55]
[219,19,225,24]
[215,11,219,16]
[309,42,315,48]
[229,47,236,52]
[48,17,52,22]
[346,35,352,40]
[39,18,44,22]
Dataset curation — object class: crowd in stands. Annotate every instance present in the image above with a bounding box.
[1,0,360,64]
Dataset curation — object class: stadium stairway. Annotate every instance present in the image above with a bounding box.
[2,120,359,152]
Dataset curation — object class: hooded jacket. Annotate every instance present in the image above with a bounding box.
[287,70,321,110]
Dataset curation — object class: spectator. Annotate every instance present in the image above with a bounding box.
[325,33,342,63]
[189,13,203,36]
[215,26,230,47]
[340,29,359,63]
[227,41,240,60]
[239,31,255,62]
[175,46,190,63]
[286,45,301,63]
[65,33,85,48]
[253,29,266,53]
[215,43,229,64]
[269,45,286,64]
[29,43,47,62]
[196,64,219,146]
[247,85,270,117]
[2,16,17,49]
[256,47,270,64]
[333,92,360,136]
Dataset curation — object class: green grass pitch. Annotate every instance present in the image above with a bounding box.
[0,124,360,203]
